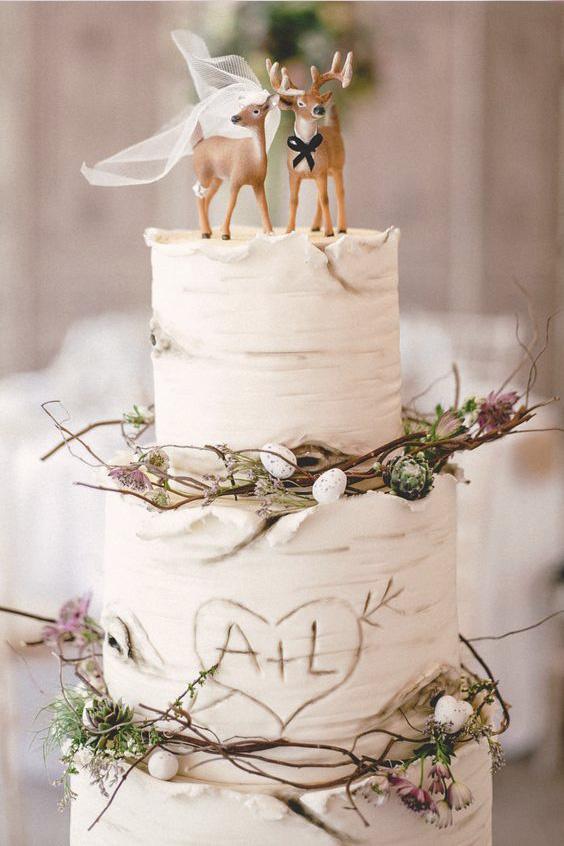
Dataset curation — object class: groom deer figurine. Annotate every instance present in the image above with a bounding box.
[266,51,353,237]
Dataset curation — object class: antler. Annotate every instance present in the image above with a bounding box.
[266,58,305,96]
[310,51,354,91]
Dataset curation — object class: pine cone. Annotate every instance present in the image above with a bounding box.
[82,696,134,750]
[382,452,434,500]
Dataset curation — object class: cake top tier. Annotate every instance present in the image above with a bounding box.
[148,228,402,470]
[145,226,388,251]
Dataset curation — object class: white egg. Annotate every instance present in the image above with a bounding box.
[434,695,473,734]
[260,443,296,479]
[312,468,348,505]
[148,748,179,781]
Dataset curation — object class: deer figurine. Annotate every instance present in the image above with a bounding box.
[266,52,353,237]
[192,92,279,239]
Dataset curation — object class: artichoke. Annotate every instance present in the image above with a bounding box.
[82,696,134,750]
[382,452,434,500]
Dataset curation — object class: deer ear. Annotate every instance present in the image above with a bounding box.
[278,94,295,110]
[266,93,280,109]
[321,90,333,105]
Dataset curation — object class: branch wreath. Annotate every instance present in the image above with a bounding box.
[2,596,521,832]
[39,310,562,523]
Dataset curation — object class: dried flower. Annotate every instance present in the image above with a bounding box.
[488,738,506,774]
[42,595,93,647]
[477,391,519,433]
[370,774,391,805]
[108,466,153,492]
[446,780,473,811]
[122,405,154,428]
[389,774,437,815]
[73,747,94,768]
[434,799,454,829]
[428,762,449,795]
[148,488,170,508]
[202,474,221,505]
[434,410,463,439]
[473,689,500,728]
[143,448,170,473]
[423,807,439,825]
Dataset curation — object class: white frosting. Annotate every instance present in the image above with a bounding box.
[147,228,402,470]
[70,740,491,845]
[101,475,459,785]
[67,223,495,843]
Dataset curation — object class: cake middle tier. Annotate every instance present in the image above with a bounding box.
[102,474,460,785]
[146,227,402,470]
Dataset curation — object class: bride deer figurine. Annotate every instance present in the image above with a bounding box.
[266,52,353,237]
[193,92,279,239]
[82,31,282,240]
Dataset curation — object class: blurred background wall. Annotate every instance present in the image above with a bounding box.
[1,1,562,388]
[0,3,563,845]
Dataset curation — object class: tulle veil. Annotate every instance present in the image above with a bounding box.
[81,31,280,187]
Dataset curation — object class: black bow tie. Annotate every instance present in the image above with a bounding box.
[287,133,323,171]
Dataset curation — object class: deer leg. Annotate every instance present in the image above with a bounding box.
[204,178,222,216]
[315,173,334,237]
[333,169,347,233]
[287,174,300,233]
[198,178,221,238]
[253,183,274,234]
[197,195,212,239]
[221,183,240,240]
[311,196,323,232]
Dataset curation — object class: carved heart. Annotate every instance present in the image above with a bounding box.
[194,598,362,729]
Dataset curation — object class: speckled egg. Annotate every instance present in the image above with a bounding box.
[434,695,473,734]
[312,468,348,504]
[148,748,179,781]
[260,443,296,479]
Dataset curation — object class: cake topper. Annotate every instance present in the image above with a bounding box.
[81,31,280,238]
[266,51,353,236]
[193,91,279,239]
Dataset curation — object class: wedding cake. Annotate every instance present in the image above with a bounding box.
[68,227,494,845]
[55,29,512,846]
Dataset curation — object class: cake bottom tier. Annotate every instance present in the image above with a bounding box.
[70,741,492,846]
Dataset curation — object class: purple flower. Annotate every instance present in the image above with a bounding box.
[428,762,449,795]
[108,466,152,492]
[42,594,92,646]
[446,780,473,811]
[477,391,519,433]
[389,774,437,815]
[434,411,462,439]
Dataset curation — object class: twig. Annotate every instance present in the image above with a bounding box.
[468,609,564,642]
[0,606,56,624]
[41,419,123,462]
[459,634,510,732]
[87,746,157,831]
[452,363,461,410]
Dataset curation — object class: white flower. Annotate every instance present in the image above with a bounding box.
[73,747,94,768]
[435,799,454,828]
[370,775,390,806]
[446,781,473,811]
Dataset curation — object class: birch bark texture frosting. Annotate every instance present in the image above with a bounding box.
[101,475,460,786]
[70,739,491,846]
[147,227,402,469]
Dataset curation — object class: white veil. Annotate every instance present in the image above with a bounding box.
[81,31,280,187]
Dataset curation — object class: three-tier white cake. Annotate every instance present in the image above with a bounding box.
[70,228,493,845]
